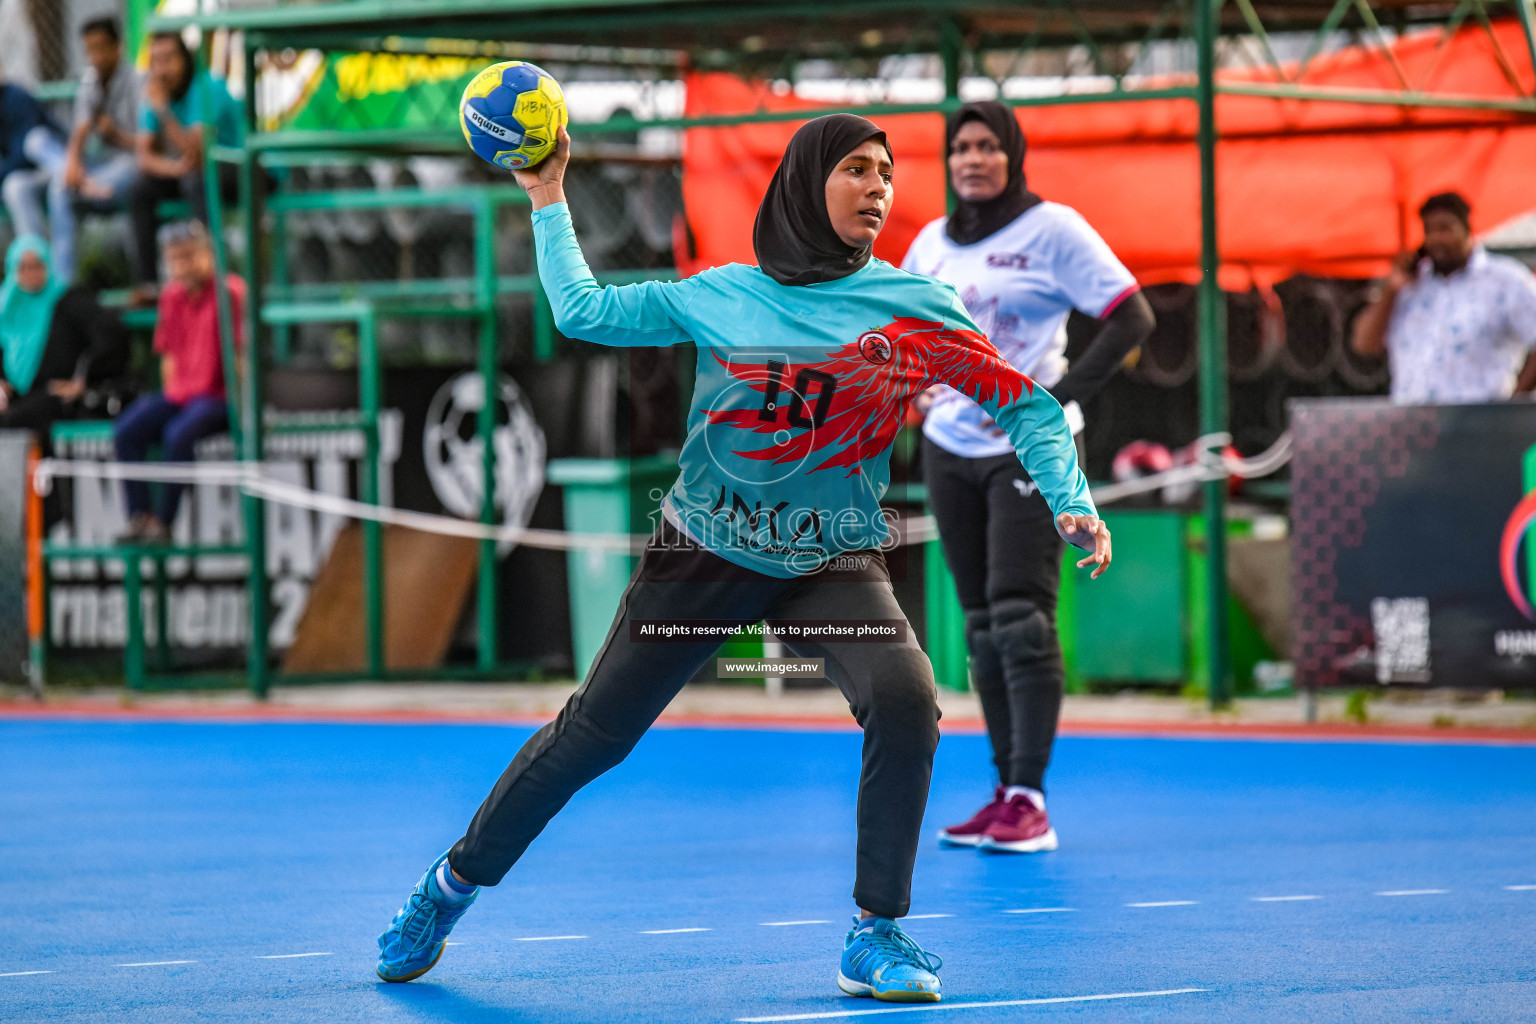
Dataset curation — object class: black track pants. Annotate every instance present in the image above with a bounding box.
[923,437,1065,792]
[450,519,941,920]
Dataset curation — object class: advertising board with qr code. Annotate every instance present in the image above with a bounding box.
[1290,398,1536,689]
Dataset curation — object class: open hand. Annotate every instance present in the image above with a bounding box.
[512,124,571,209]
[1057,512,1111,579]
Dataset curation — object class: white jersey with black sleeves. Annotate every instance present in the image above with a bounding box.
[902,201,1138,459]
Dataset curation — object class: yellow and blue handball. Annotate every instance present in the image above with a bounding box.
[459,61,568,171]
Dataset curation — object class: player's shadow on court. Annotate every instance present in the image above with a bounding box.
[372,980,543,1023]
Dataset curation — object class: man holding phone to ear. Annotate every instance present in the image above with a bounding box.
[1352,191,1536,404]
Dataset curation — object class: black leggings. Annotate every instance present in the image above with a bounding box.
[924,437,1064,792]
[450,519,941,920]
[0,389,67,436]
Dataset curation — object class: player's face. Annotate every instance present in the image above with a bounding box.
[948,120,1009,203]
[83,29,120,77]
[165,238,214,290]
[149,37,189,92]
[823,139,893,248]
[1421,209,1471,272]
[15,251,46,293]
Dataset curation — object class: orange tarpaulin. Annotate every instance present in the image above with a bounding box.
[681,21,1536,289]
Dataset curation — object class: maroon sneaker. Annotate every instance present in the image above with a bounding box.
[936,787,1009,848]
[979,792,1058,853]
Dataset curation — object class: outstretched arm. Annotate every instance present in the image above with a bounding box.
[515,126,696,348]
[976,367,1111,577]
[922,302,1111,577]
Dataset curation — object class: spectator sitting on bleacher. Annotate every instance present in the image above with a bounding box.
[0,234,127,438]
[3,17,139,284]
[0,73,66,244]
[129,32,242,303]
[114,220,242,543]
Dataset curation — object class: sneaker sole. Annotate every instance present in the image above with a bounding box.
[979,828,1058,854]
[837,972,941,1003]
[937,831,985,848]
[377,941,445,983]
[874,987,942,1003]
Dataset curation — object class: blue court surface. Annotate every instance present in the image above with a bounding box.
[2,716,1534,1024]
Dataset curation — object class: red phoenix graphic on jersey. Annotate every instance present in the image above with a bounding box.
[705,317,1032,476]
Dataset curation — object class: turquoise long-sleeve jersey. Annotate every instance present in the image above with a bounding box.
[533,202,1095,578]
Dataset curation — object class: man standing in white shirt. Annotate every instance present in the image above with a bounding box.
[1352,192,1536,404]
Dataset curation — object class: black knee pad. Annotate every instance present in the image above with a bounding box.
[964,606,1000,662]
[990,597,1057,669]
[848,647,940,746]
[964,607,991,640]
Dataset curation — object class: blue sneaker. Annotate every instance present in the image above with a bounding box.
[376,851,478,982]
[837,916,942,1003]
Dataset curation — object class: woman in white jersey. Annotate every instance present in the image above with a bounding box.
[902,101,1154,853]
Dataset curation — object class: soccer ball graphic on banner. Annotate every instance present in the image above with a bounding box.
[459,61,568,171]
[424,372,546,553]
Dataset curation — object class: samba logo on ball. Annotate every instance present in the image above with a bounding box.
[459,61,568,171]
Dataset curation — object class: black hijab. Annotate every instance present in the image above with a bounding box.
[753,113,892,287]
[944,100,1042,246]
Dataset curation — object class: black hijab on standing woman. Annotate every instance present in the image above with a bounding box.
[753,113,892,287]
[944,100,1043,246]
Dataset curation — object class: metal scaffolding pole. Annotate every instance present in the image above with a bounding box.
[237,54,272,699]
[1517,1,1536,94]
[940,14,961,214]
[357,308,385,679]
[1196,0,1231,708]
[240,43,271,698]
[474,194,499,673]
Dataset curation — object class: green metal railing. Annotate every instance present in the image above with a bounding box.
[37,175,674,694]
[39,106,583,696]
[38,409,395,692]
[38,542,248,691]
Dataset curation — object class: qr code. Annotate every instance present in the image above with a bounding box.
[1371,597,1431,683]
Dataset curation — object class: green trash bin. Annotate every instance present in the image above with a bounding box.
[1060,509,1187,684]
[923,506,1277,694]
[546,453,681,682]
[1057,509,1276,692]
